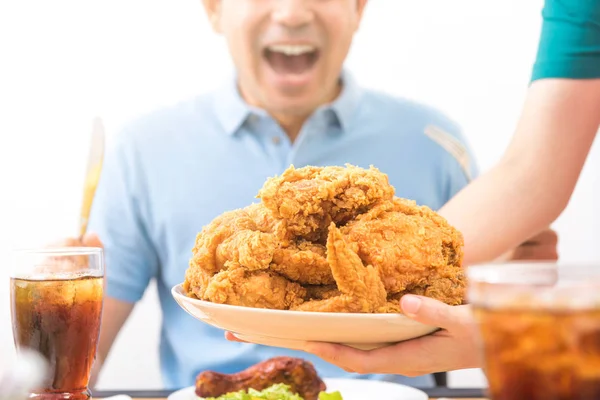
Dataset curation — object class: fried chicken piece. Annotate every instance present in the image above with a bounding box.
[185,201,334,298]
[246,203,335,285]
[271,240,334,285]
[340,197,465,304]
[245,204,335,285]
[292,295,368,313]
[387,268,467,306]
[376,269,466,313]
[303,284,340,300]
[292,224,386,313]
[185,218,278,300]
[215,229,277,272]
[257,164,395,241]
[202,266,306,310]
[195,356,326,400]
[187,204,278,288]
[189,208,260,275]
[183,266,213,300]
[244,203,287,238]
[376,300,404,314]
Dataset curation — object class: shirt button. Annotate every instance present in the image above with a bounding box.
[272,136,281,145]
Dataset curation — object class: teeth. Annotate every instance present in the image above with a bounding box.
[267,44,316,56]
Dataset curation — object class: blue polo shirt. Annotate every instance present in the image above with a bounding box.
[88,71,478,390]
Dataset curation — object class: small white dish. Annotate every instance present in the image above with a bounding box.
[101,396,133,400]
[168,378,428,400]
[171,284,438,351]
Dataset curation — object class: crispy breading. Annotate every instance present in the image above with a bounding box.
[183,164,465,312]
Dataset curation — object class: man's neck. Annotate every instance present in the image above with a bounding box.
[270,112,310,142]
[237,79,343,143]
[272,81,342,142]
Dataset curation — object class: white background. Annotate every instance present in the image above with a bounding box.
[1,0,599,390]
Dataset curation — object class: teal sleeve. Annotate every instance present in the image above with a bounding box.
[531,0,600,81]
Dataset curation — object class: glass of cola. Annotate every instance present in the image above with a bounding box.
[10,247,105,400]
[468,262,600,400]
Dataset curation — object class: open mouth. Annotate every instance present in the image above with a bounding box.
[264,44,320,75]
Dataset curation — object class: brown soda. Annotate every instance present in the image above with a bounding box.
[10,275,104,400]
[475,307,600,400]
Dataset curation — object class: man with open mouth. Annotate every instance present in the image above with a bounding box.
[76,0,556,393]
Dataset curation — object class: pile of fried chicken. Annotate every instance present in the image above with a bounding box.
[183,164,465,313]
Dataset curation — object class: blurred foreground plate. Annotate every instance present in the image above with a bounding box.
[168,379,428,400]
[171,283,438,351]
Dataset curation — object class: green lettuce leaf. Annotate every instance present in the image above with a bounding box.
[203,383,303,400]
[318,391,343,400]
[202,383,344,400]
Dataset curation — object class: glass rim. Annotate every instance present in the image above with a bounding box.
[467,261,600,284]
[12,247,104,257]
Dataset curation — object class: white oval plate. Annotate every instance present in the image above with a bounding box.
[168,378,428,400]
[171,284,438,350]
